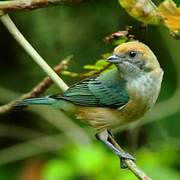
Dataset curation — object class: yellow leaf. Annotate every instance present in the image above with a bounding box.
[158,0,180,32]
[118,0,162,25]
[118,0,180,38]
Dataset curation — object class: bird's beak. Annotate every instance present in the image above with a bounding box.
[106,55,120,63]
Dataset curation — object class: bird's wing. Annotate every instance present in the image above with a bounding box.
[51,69,129,108]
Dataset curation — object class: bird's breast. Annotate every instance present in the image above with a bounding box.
[123,68,163,121]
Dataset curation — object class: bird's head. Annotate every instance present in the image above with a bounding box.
[107,41,161,79]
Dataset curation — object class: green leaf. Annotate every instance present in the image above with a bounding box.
[42,159,74,180]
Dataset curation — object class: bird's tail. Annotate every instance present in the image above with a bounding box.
[15,96,57,107]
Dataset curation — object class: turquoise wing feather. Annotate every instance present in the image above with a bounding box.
[51,69,129,108]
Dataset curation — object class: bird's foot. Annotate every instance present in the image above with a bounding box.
[118,152,136,169]
[95,130,136,169]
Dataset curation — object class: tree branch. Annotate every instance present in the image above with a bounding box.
[0,56,71,114]
[0,0,83,15]
[108,135,152,180]
[0,14,69,91]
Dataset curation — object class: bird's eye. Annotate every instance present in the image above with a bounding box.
[128,51,137,58]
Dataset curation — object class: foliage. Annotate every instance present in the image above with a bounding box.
[158,0,180,37]
[118,0,180,38]
[42,144,180,180]
[61,29,130,78]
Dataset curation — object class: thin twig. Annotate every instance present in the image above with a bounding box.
[0,87,92,145]
[0,124,45,140]
[108,135,152,180]
[0,0,83,15]
[0,14,69,91]
[0,56,71,114]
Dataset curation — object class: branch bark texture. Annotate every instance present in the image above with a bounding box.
[0,0,83,15]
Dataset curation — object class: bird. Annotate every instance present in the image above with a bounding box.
[16,41,163,168]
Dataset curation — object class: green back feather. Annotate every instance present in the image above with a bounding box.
[51,68,129,108]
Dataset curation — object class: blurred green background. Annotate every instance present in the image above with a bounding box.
[0,0,180,179]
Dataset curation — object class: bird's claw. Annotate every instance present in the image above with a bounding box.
[96,130,135,169]
[119,152,136,169]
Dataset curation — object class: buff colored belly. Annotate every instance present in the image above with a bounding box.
[75,99,149,131]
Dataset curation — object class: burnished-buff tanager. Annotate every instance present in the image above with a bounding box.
[17,41,163,167]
